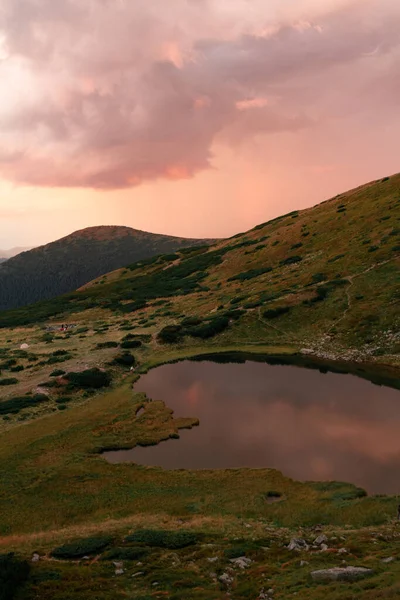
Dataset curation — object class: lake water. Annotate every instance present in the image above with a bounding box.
[105,357,400,494]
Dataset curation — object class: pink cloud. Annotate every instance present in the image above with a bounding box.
[0,0,399,189]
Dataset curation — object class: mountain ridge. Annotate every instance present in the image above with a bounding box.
[0,226,216,311]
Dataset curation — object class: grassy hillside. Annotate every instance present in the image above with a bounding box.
[0,174,399,600]
[0,226,214,311]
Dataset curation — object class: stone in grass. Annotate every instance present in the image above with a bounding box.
[288,538,309,552]
[311,566,373,582]
[219,572,234,586]
[229,556,252,569]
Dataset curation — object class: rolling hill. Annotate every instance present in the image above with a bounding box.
[0,226,214,311]
[1,174,398,366]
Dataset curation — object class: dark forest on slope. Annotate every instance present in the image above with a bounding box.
[0,226,214,311]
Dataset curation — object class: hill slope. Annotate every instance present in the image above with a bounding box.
[0,226,214,311]
[1,173,398,365]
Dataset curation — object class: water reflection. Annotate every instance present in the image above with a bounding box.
[106,360,400,494]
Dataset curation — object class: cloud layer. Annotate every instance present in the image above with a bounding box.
[0,0,399,189]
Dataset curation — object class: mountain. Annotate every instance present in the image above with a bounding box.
[0,246,32,263]
[1,174,398,366]
[0,226,215,311]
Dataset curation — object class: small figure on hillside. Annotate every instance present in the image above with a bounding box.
[397,504,400,521]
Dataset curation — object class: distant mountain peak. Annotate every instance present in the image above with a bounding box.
[0,226,215,311]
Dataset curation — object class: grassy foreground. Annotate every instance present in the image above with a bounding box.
[0,367,399,599]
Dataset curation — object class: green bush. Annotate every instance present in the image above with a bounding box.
[263,306,291,319]
[50,369,66,377]
[181,316,202,327]
[331,487,367,502]
[0,553,30,600]
[280,255,302,266]
[51,535,112,559]
[187,316,229,339]
[101,547,149,561]
[0,378,18,386]
[65,368,111,388]
[265,491,282,498]
[224,309,245,321]
[328,253,345,263]
[125,529,197,549]
[157,325,183,344]
[310,272,326,284]
[228,267,272,282]
[96,341,119,349]
[120,340,142,349]
[10,365,24,372]
[113,353,136,367]
[0,394,49,415]
[0,359,17,369]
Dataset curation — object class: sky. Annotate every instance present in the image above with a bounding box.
[0,0,400,249]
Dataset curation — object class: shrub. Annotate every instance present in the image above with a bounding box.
[368,245,379,252]
[51,536,112,559]
[228,267,272,282]
[280,255,302,266]
[0,359,17,369]
[181,316,202,327]
[96,341,119,349]
[0,394,49,415]
[263,306,291,319]
[328,253,345,263]
[65,368,111,389]
[10,365,24,372]
[0,553,30,600]
[113,353,136,367]
[332,488,367,502]
[0,378,18,386]
[291,242,303,250]
[244,300,262,309]
[120,340,142,349]
[50,369,66,377]
[265,491,282,498]
[224,309,245,321]
[310,272,326,284]
[101,547,149,561]
[187,316,229,339]
[157,325,183,344]
[125,529,197,549]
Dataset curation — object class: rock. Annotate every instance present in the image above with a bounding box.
[31,553,40,563]
[219,572,234,586]
[207,556,219,563]
[319,544,329,552]
[338,548,347,554]
[314,534,328,546]
[229,556,252,569]
[115,568,124,576]
[131,572,144,578]
[382,557,395,564]
[311,567,373,582]
[288,538,309,552]
[113,561,123,569]
[300,560,309,567]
